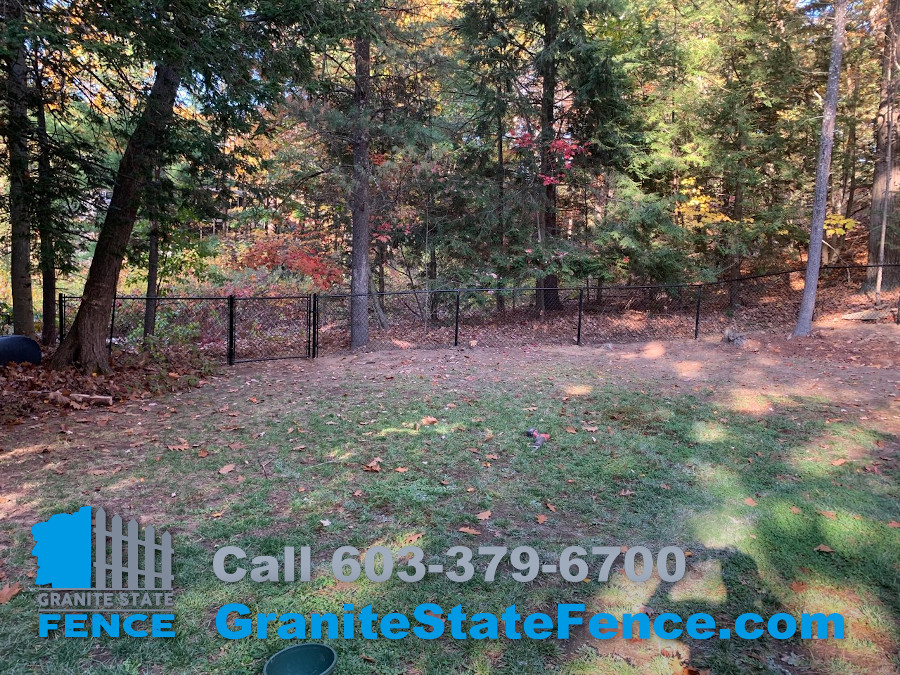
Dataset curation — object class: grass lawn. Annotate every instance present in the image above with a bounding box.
[1,339,898,674]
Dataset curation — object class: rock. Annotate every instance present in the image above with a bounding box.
[0,335,42,366]
[722,327,746,346]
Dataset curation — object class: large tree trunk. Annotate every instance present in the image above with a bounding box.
[536,3,563,314]
[795,0,848,337]
[35,78,57,345]
[349,37,372,349]
[4,1,35,337]
[869,0,900,290]
[50,63,181,372]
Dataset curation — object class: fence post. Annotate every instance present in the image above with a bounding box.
[227,295,235,365]
[694,285,703,339]
[312,294,319,358]
[58,293,65,342]
[454,291,460,347]
[576,288,584,345]
[108,291,117,355]
[896,291,900,325]
[306,295,312,358]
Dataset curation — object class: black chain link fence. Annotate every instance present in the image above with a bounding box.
[58,265,898,363]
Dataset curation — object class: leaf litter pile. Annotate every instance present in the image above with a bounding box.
[0,351,213,424]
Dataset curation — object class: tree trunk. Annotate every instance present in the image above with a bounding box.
[869,0,900,283]
[795,0,848,337]
[869,0,900,290]
[349,37,372,350]
[537,3,563,314]
[496,104,506,314]
[4,1,34,337]
[50,62,181,372]
[143,223,160,340]
[35,71,57,345]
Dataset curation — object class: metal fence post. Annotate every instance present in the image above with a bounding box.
[306,295,312,358]
[108,292,117,355]
[58,293,65,342]
[576,288,584,345]
[227,295,235,365]
[313,294,319,358]
[454,291,460,347]
[694,285,703,339]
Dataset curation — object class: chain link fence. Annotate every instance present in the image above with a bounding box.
[58,265,899,363]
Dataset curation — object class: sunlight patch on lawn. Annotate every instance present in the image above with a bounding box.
[689,420,729,443]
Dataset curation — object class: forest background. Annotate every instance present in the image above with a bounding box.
[0,0,898,370]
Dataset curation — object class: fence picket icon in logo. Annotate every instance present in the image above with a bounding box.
[94,507,173,591]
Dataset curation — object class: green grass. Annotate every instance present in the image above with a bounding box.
[1,357,898,674]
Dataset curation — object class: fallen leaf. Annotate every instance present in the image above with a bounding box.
[618,489,635,497]
[0,582,22,604]
[486,453,499,460]
[744,497,758,507]
[218,464,235,475]
[364,457,383,472]
[210,511,225,518]
[817,510,837,520]
[297,487,307,493]
[403,533,425,545]
[395,467,409,473]
[197,449,209,458]
[466,487,475,493]
[887,521,900,528]
[353,490,363,497]
[166,438,190,451]
[565,426,577,434]
[320,519,331,527]
[660,483,671,490]
[546,503,557,512]
[422,416,438,425]
[228,442,245,450]
[537,514,548,524]
[831,458,846,466]
[458,526,481,535]
[476,510,491,520]
[790,506,802,514]
[582,425,599,432]
[423,609,445,622]
[814,544,834,553]
[790,581,808,593]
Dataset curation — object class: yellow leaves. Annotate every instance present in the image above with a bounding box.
[824,213,858,237]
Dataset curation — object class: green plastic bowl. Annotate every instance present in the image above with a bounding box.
[263,644,337,675]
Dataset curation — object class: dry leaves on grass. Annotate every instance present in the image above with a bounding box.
[395,467,409,473]
[536,515,548,524]
[0,582,22,604]
[458,526,481,535]
[364,457,383,472]
[745,497,758,507]
[421,416,438,425]
[476,510,491,521]
[887,521,900,528]
[790,506,802,514]
[814,544,834,553]
[167,438,190,451]
[817,510,837,520]
[831,458,847,466]
[218,464,236,475]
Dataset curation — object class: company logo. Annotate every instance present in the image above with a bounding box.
[31,506,176,638]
